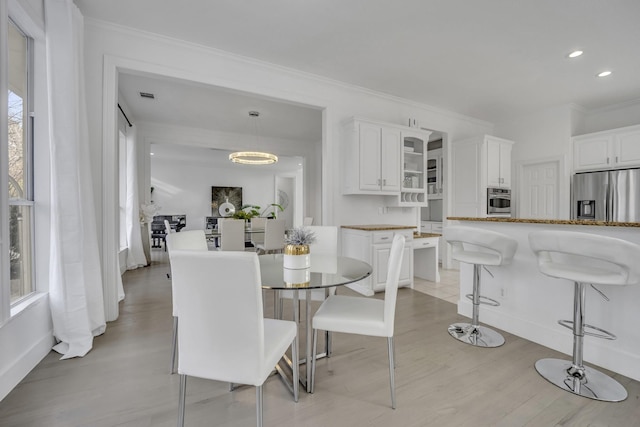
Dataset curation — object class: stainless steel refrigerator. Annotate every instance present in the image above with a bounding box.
[572,168,640,221]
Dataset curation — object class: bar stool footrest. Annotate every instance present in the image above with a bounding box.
[534,358,627,402]
[557,320,617,340]
[465,294,500,307]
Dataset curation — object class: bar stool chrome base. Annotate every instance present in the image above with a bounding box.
[447,322,505,348]
[535,358,627,402]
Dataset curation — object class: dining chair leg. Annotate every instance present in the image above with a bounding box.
[256,385,263,427]
[170,316,178,374]
[177,374,187,427]
[310,328,319,393]
[325,331,332,357]
[292,331,299,402]
[387,337,396,409]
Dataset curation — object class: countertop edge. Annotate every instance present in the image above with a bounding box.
[447,217,640,228]
[341,224,416,231]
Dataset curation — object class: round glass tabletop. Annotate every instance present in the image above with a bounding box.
[258,253,372,290]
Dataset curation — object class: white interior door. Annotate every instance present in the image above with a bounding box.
[519,160,559,219]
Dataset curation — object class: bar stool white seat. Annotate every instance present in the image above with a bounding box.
[444,226,517,347]
[529,230,640,402]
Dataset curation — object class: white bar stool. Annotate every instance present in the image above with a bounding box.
[444,226,517,347]
[529,230,640,402]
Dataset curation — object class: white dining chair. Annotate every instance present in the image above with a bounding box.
[166,230,209,374]
[250,217,267,249]
[219,218,246,251]
[170,250,298,427]
[310,233,405,409]
[255,218,285,254]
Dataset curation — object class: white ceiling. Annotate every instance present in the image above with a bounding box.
[78,0,640,126]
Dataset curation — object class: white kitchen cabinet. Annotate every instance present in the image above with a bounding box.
[427,148,444,199]
[398,129,432,206]
[451,135,515,217]
[342,119,402,195]
[341,227,414,295]
[420,221,444,263]
[573,124,640,172]
[487,139,512,188]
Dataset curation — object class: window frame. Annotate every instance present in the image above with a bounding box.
[2,0,44,322]
[7,18,36,306]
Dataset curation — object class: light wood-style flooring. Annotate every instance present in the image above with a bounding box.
[1,253,640,427]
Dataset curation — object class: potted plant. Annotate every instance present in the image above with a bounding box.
[232,204,261,220]
[283,226,316,269]
[260,203,284,219]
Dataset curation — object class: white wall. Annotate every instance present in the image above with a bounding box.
[151,154,289,230]
[578,100,640,135]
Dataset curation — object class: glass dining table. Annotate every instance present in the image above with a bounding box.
[258,253,372,394]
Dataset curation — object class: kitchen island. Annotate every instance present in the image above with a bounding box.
[447,217,640,382]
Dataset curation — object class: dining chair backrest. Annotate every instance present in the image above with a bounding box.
[170,250,266,385]
[250,217,267,247]
[383,233,405,336]
[303,217,314,226]
[219,218,245,251]
[166,230,208,252]
[261,218,286,251]
[166,230,208,318]
[306,226,337,255]
[164,220,175,234]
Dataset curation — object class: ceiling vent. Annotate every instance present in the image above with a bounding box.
[139,92,155,99]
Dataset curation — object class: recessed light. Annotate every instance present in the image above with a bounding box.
[567,50,583,58]
[150,152,155,156]
[597,71,612,77]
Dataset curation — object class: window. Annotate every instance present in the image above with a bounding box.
[7,19,34,304]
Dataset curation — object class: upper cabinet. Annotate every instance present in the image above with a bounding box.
[573,125,640,172]
[451,135,514,217]
[342,119,401,195]
[342,118,431,206]
[399,130,431,206]
[486,137,513,188]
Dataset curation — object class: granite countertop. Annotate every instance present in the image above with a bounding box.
[413,232,441,239]
[448,217,640,228]
[341,224,416,231]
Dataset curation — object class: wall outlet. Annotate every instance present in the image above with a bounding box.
[500,287,507,299]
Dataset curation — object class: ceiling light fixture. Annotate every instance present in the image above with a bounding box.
[597,70,612,77]
[229,151,278,165]
[567,50,583,58]
[229,111,278,165]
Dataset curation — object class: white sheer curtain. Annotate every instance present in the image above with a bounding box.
[45,0,106,359]
[124,125,146,270]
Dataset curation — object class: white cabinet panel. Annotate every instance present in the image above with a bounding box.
[452,135,514,217]
[341,228,413,295]
[573,125,640,172]
[358,122,383,191]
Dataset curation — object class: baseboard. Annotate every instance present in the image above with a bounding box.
[0,331,54,401]
[457,299,640,382]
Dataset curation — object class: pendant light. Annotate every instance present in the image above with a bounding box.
[229,111,278,165]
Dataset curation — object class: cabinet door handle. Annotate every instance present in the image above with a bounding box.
[380,237,389,240]
[616,156,619,163]
[383,179,387,185]
[607,157,610,164]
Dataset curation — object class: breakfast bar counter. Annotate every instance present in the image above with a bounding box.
[447,217,640,382]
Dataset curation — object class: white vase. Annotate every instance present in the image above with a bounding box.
[283,267,310,287]
[283,244,310,269]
